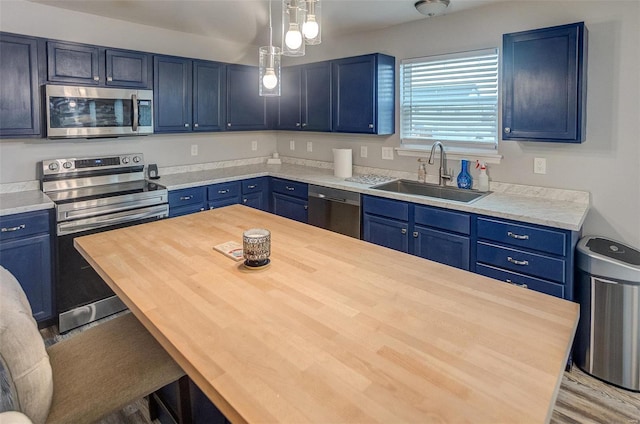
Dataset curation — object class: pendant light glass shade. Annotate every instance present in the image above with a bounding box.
[303,0,321,45]
[282,0,306,56]
[259,45,281,96]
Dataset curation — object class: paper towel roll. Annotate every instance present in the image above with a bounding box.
[333,148,353,178]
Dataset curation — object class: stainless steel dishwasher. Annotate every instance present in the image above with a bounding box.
[308,185,361,239]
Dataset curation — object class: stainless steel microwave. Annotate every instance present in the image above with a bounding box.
[46,85,153,139]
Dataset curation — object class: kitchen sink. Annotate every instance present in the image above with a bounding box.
[371,179,490,203]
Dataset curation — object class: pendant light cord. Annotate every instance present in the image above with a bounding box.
[268,0,273,47]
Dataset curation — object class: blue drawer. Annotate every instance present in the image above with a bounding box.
[414,205,470,235]
[476,241,566,284]
[477,217,567,256]
[207,181,241,200]
[362,195,409,221]
[271,178,308,199]
[0,210,50,241]
[168,187,206,207]
[242,177,268,194]
[476,263,565,298]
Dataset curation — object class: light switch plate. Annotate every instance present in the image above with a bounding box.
[306,141,313,152]
[534,157,546,174]
[289,140,295,150]
[191,144,198,156]
[360,146,368,158]
[251,140,258,151]
[382,147,394,160]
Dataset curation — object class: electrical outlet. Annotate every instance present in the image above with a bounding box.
[251,140,258,151]
[190,144,198,156]
[382,147,394,160]
[534,157,547,174]
[360,146,368,158]
[306,141,313,152]
[289,140,295,151]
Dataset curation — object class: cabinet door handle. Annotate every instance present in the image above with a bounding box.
[507,231,529,240]
[302,123,307,128]
[412,231,418,238]
[227,123,232,127]
[507,256,529,266]
[218,189,229,194]
[296,123,301,127]
[184,123,190,127]
[368,123,374,129]
[93,76,100,81]
[107,76,113,82]
[243,198,248,203]
[504,127,511,133]
[401,228,407,235]
[247,184,257,189]
[304,205,308,210]
[179,195,193,201]
[285,186,295,191]
[194,123,199,128]
[1,224,26,232]
[506,279,528,289]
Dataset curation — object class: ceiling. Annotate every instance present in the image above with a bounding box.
[27,0,503,47]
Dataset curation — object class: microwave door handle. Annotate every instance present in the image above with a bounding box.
[132,93,138,132]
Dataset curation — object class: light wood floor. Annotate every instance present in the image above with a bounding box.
[41,326,639,424]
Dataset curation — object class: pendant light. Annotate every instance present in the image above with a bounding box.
[259,0,281,96]
[303,0,321,45]
[282,0,306,56]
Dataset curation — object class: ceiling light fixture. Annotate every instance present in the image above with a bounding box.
[414,0,450,17]
[282,0,306,56]
[259,0,281,96]
[303,0,321,45]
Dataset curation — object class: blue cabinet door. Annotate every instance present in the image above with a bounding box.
[154,55,193,133]
[332,53,395,134]
[502,22,587,142]
[303,61,332,131]
[242,177,269,211]
[413,225,470,270]
[105,49,151,88]
[277,65,302,130]
[226,64,269,130]
[193,60,225,132]
[47,40,101,85]
[363,214,409,253]
[0,33,41,137]
[0,234,52,322]
[272,193,308,223]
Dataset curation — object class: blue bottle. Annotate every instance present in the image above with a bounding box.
[457,159,473,189]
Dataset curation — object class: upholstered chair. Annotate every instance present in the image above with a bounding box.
[0,265,187,423]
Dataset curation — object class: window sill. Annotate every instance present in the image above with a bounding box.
[396,145,502,164]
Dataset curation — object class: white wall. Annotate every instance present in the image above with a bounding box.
[277,0,640,248]
[0,0,638,248]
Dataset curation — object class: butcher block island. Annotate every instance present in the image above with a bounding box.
[74,205,579,424]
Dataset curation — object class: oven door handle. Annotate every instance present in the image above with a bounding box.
[57,205,168,236]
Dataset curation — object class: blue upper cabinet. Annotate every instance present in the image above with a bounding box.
[48,40,151,88]
[502,22,587,143]
[154,55,193,133]
[226,64,270,131]
[277,61,331,132]
[193,60,225,132]
[0,33,41,138]
[332,53,395,135]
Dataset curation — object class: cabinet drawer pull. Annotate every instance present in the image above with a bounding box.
[1,224,26,233]
[504,127,511,134]
[507,256,529,266]
[506,279,528,289]
[179,195,193,201]
[401,228,407,235]
[507,231,529,240]
[304,205,308,210]
[285,186,295,191]
[247,184,257,189]
[218,189,229,194]
[243,198,248,203]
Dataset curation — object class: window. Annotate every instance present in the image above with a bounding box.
[400,48,499,149]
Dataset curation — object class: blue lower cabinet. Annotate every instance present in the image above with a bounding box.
[241,192,266,210]
[155,379,227,424]
[363,213,409,253]
[413,226,469,270]
[241,177,269,211]
[272,192,308,223]
[169,187,206,217]
[475,263,565,298]
[0,210,53,323]
[207,181,241,209]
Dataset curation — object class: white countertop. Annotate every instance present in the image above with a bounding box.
[157,162,590,231]
[0,190,55,217]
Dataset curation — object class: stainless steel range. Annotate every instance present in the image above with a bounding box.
[41,153,168,332]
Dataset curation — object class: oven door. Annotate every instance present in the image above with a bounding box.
[46,85,153,139]
[56,204,167,333]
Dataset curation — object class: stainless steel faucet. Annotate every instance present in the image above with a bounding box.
[428,141,451,186]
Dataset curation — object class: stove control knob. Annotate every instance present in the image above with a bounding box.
[48,162,59,171]
[121,157,130,164]
[133,156,141,163]
[63,161,72,169]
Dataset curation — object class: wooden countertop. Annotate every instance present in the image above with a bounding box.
[75,205,579,424]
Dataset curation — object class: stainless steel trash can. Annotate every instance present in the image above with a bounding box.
[574,236,640,392]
